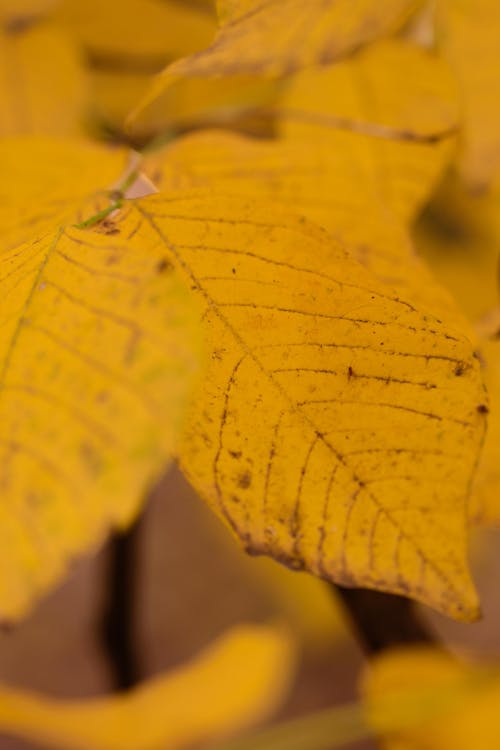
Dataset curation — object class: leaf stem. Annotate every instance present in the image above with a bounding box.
[73,200,123,230]
[100,519,142,690]
[332,585,436,655]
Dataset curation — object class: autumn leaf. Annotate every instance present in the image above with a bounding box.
[152,129,468,331]
[0,138,125,250]
[100,188,486,620]
[0,20,88,137]
[469,334,500,526]
[437,0,500,191]
[415,183,500,324]
[128,72,280,142]
[277,39,459,223]
[412,180,500,525]
[0,0,55,24]
[247,557,350,647]
[363,645,500,750]
[0,623,295,750]
[0,139,202,620]
[128,0,422,124]
[54,0,216,67]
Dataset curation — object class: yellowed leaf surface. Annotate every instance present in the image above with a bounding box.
[0,0,57,23]
[0,139,125,251]
[412,180,500,526]
[247,557,350,647]
[153,129,468,330]
[0,21,88,137]
[0,141,202,620]
[162,0,420,77]
[111,188,487,620]
[278,39,458,222]
[102,69,278,140]
[130,1,421,123]
[469,331,500,527]
[363,646,500,750]
[0,623,295,749]
[55,0,216,66]
[437,0,500,191]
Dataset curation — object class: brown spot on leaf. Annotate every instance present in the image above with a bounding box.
[157,258,173,273]
[238,470,252,489]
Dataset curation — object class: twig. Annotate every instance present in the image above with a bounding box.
[100,519,142,690]
[332,585,437,654]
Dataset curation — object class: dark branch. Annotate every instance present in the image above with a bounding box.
[333,585,437,655]
[100,519,142,690]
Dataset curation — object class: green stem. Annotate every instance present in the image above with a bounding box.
[73,200,123,230]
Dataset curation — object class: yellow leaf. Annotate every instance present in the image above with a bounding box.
[152,130,468,329]
[411,179,500,526]
[123,189,485,620]
[277,39,459,222]
[0,623,295,750]
[164,0,420,78]
[55,0,216,66]
[437,0,500,191]
[415,194,500,325]
[0,21,88,136]
[246,557,350,647]
[102,68,278,141]
[129,0,421,123]
[0,0,56,24]
[0,140,202,620]
[0,138,125,250]
[470,331,500,526]
[363,646,500,750]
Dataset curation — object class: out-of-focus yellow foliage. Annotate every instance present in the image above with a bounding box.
[413,178,500,525]
[0,21,88,136]
[130,0,421,123]
[0,623,295,750]
[165,0,420,77]
[437,0,500,191]
[278,39,458,223]
[0,140,202,620]
[363,646,500,750]
[118,188,486,620]
[54,0,216,64]
[0,0,56,23]
[53,0,218,137]
[246,557,349,647]
[129,73,279,140]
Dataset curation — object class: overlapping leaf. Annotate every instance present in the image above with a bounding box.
[129,0,422,123]
[277,39,459,223]
[364,646,500,750]
[152,129,467,329]
[437,0,500,191]
[0,0,55,24]
[0,138,124,250]
[0,624,295,749]
[471,333,500,526]
[0,21,88,136]
[414,181,500,525]
[0,140,202,620]
[54,0,216,65]
[101,188,488,620]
